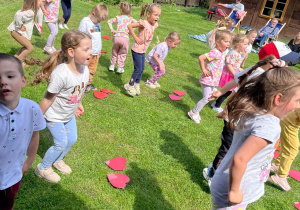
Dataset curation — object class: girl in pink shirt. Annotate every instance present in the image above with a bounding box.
[124,3,161,97]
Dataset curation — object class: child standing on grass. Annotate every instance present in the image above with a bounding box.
[188,30,232,124]
[211,34,248,113]
[211,67,300,209]
[0,53,46,209]
[79,4,108,92]
[240,30,257,68]
[107,2,136,74]
[43,0,60,54]
[203,56,282,186]
[145,31,181,88]
[124,3,161,96]
[32,30,91,183]
[7,0,39,65]
[270,109,300,191]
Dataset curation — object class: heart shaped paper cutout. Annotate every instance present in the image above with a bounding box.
[94,91,108,99]
[105,157,127,170]
[101,50,107,53]
[107,174,130,188]
[273,152,279,159]
[102,35,110,40]
[169,94,182,101]
[289,169,300,182]
[276,147,281,151]
[101,89,115,94]
[295,202,300,210]
[173,90,186,96]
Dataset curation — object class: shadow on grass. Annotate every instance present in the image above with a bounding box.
[36,128,54,160]
[126,163,175,210]
[160,130,210,193]
[14,168,88,209]
[158,89,190,113]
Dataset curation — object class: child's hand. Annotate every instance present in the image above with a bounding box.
[134,37,143,45]
[20,25,26,31]
[159,63,165,71]
[209,37,212,42]
[22,161,30,175]
[208,90,222,101]
[238,68,243,72]
[228,189,243,204]
[75,104,84,117]
[203,69,211,77]
[43,10,48,16]
[240,64,244,68]
[111,30,116,35]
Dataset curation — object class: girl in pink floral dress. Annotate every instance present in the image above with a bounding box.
[211,34,249,113]
[43,0,60,54]
[188,30,232,124]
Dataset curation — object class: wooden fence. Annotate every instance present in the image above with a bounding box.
[153,0,206,7]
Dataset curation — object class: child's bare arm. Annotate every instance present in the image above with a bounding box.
[199,54,210,77]
[208,79,237,101]
[75,103,84,117]
[209,29,217,42]
[229,135,269,204]
[39,91,58,114]
[39,0,48,16]
[153,53,164,71]
[226,64,236,76]
[22,131,40,175]
[241,54,248,68]
[128,22,143,45]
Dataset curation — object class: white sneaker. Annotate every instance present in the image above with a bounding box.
[145,80,156,88]
[211,101,223,113]
[63,24,69,30]
[117,67,124,73]
[59,23,64,29]
[53,160,72,174]
[188,110,201,123]
[203,168,212,186]
[153,81,160,88]
[34,163,61,183]
[108,65,115,71]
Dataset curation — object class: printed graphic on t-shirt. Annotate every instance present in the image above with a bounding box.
[259,162,270,182]
[90,25,101,33]
[145,28,153,41]
[67,82,86,104]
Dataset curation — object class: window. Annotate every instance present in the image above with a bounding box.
[260,0,290,21]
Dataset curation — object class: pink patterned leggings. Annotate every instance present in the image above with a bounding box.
[148,62,165,83]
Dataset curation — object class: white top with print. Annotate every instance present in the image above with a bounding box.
[44,63,89,123]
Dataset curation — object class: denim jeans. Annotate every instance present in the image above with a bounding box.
[258,33,269,47]
[130,50,145,85]
[40,116,77,170]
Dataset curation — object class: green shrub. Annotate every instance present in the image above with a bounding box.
[82,0,144,5]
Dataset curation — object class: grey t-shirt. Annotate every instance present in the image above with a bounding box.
[44,63,89,123]
[145,42,170,65]
[210,114,280,208]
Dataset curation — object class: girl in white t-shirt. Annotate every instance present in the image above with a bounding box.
[210,67,300,209]
[32,30,92,183]
[7,0,39,65]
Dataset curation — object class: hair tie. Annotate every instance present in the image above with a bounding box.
[171,35,176,39]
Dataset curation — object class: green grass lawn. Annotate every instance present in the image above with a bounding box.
[0,0,299,209]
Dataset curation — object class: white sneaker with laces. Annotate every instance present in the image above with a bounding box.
[145,80,156,88]
[203,168,212,186]
[153,81,160,88]
[59,23,64,29]
[188,110,201,123]
[117,67,124,73]
[109,65,115,71]
[63,24,69,30]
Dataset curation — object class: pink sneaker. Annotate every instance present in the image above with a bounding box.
[44,46,55,54]
[270,173,291,191]
[271,162,279,172]
[188,110,201,123]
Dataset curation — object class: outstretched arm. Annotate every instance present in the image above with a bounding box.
[208,79,237,101]
[228,135,269,204]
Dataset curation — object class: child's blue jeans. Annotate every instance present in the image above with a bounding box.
[40,116,77,170]
[129,50,145,85]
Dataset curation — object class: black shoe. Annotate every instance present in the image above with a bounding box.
[85,84,97,92]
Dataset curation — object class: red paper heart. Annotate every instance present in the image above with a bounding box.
[169,94,182,101]
[102,35,110,40]
[173,90,186,96]
[273,152,279,159]
[101,50,107,53]
[101,89,115,94]
[105,157,127,171]
[276,147,281,151]
[295,202,300,210]
[107,174,130,188]
[94,91,108,99]
[289,169,300,182]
